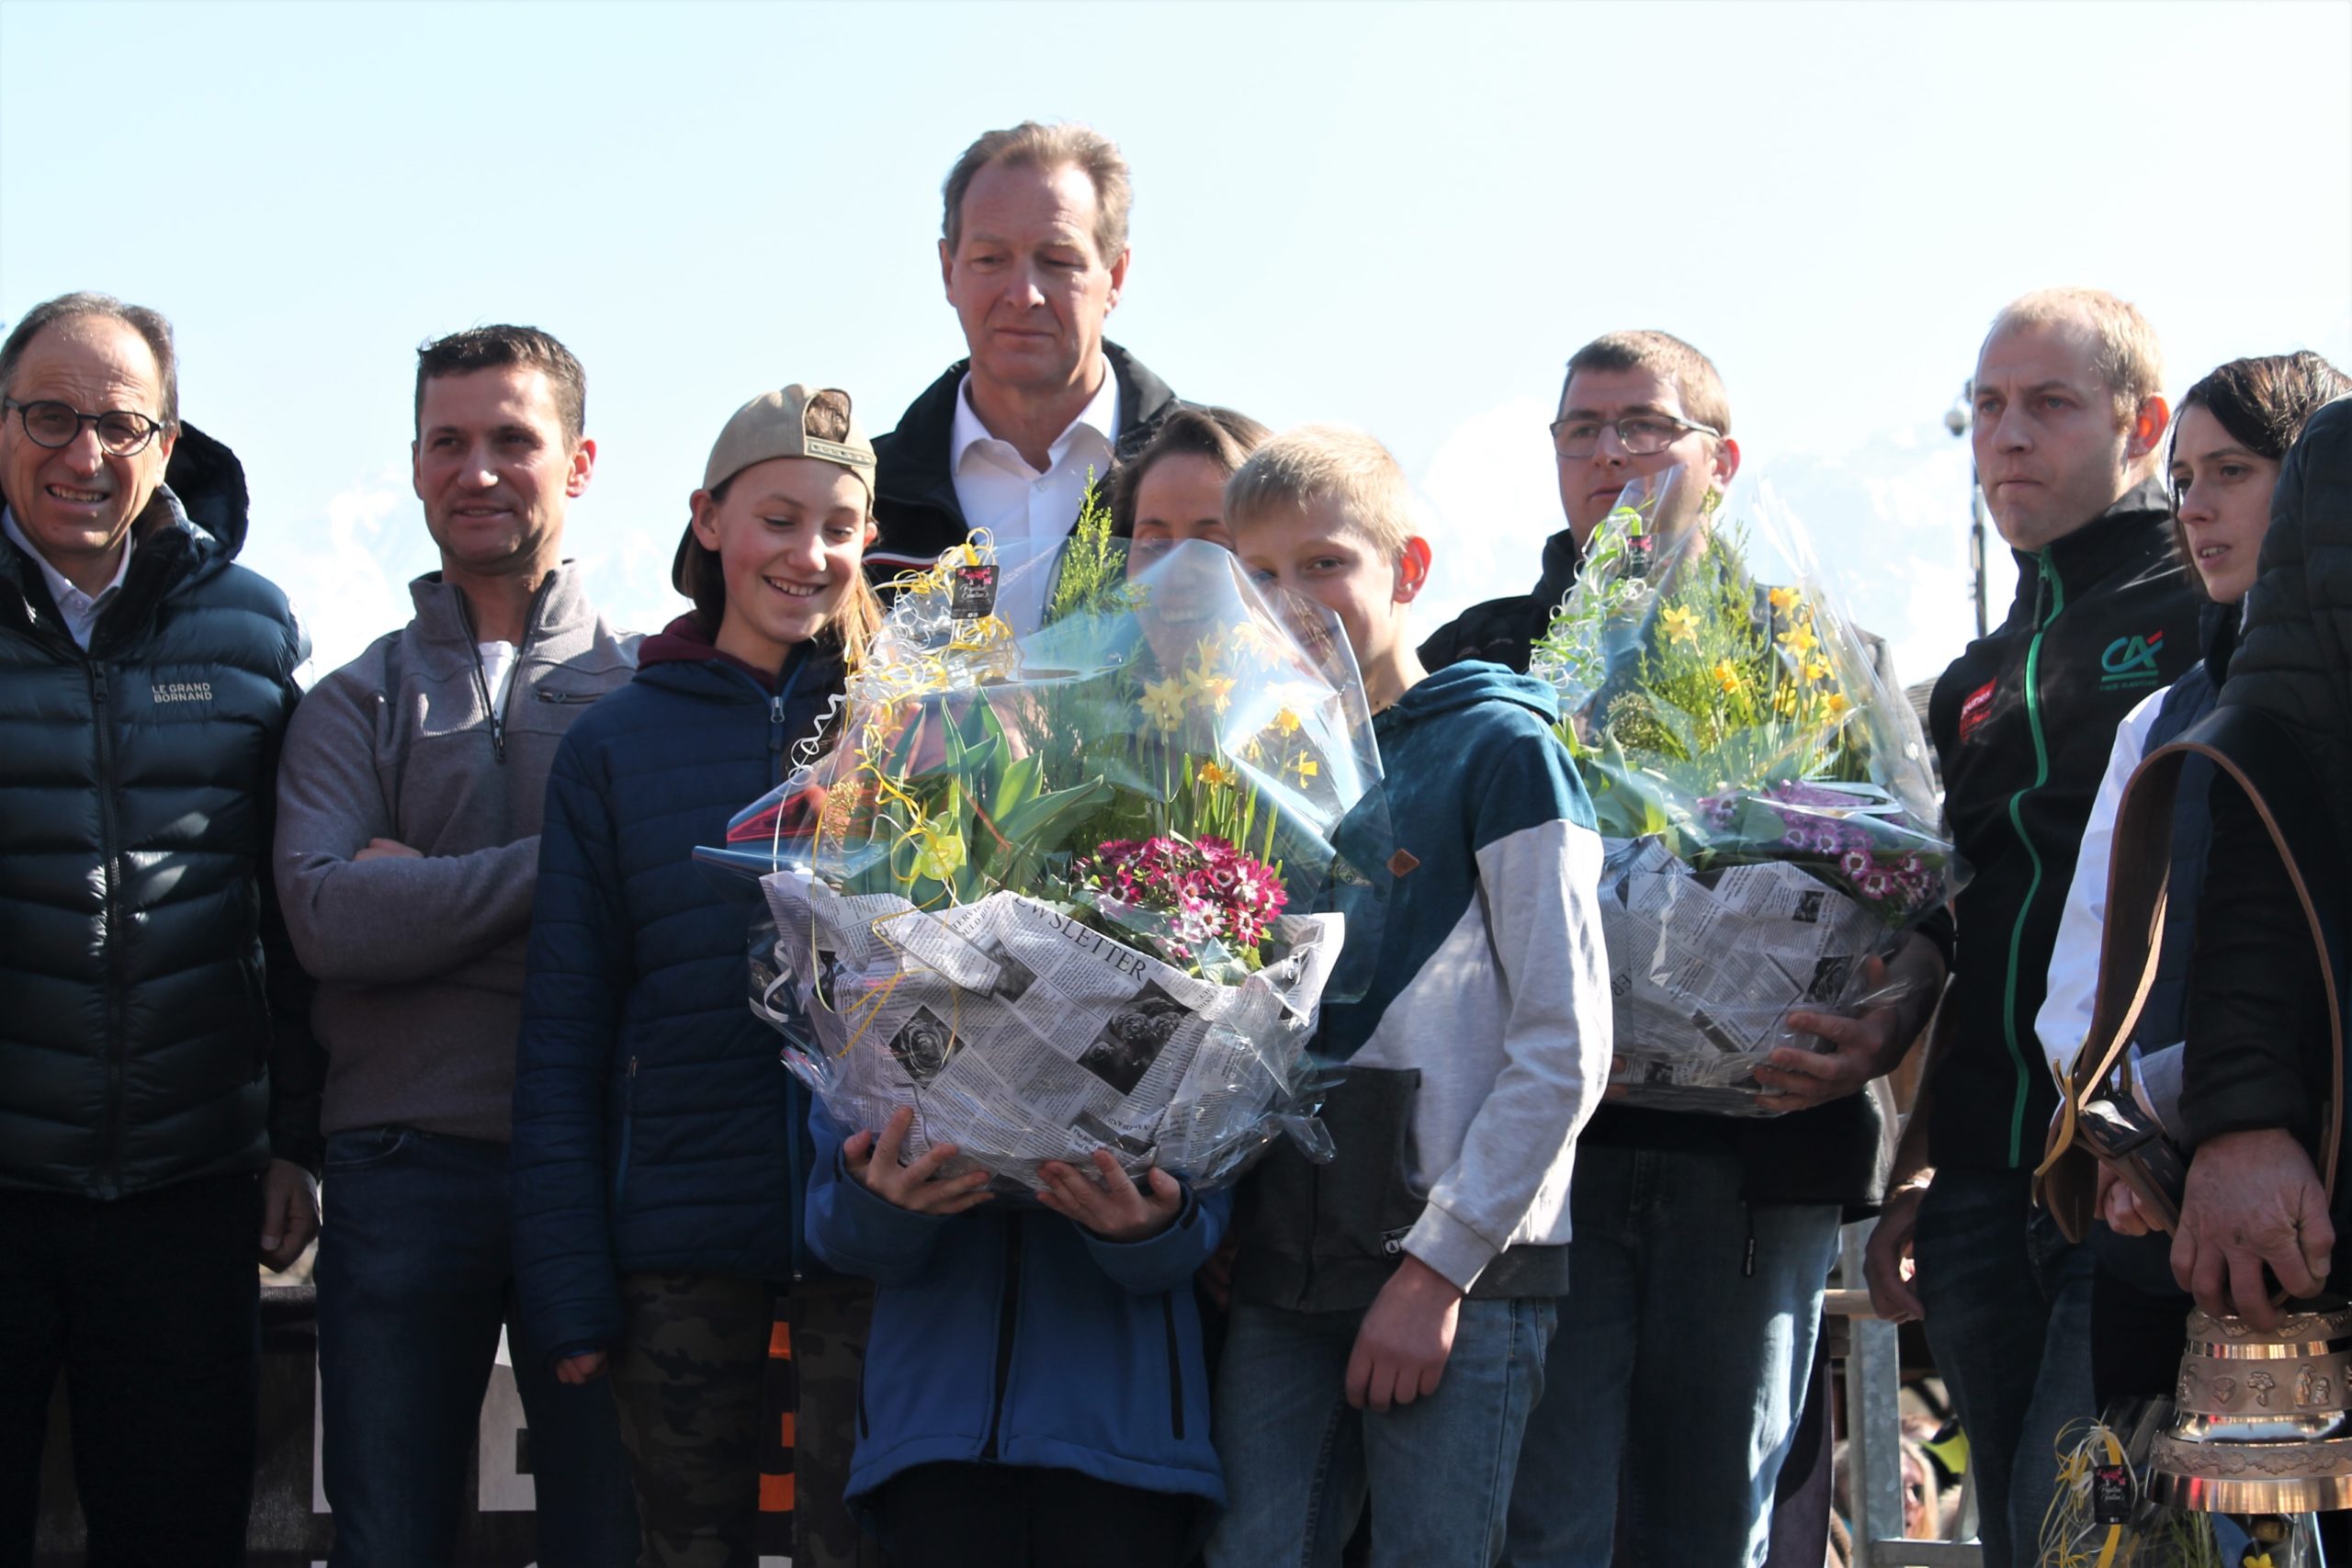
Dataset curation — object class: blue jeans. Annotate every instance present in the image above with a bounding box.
[1912,1166,2094,1568]
[1207,1293,1555,1568]
[1504,1143,1843,1568]
[316,1125,639,1567]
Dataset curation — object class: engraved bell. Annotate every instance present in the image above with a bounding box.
[2149,1298,2352,1513]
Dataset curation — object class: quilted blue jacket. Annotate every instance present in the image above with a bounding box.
[512,616,840,1363]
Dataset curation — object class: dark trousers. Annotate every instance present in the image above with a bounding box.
[316,1125,639,1567]
[0,1171,262,1568]
[873,1461,1194,1568]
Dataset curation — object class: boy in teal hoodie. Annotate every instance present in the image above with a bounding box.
[1206,426,1612,1568]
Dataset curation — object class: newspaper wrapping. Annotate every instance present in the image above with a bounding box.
[755,872,1343,1187]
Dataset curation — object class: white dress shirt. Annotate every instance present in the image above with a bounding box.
[4,505,134,651]
[948,364,1120,629]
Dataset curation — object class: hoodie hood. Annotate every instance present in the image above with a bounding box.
[1385,660,1561,729]
[156,423,250,558]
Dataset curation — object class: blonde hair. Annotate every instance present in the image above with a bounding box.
[1224,424,1418,559]
[1986,288,2165,429]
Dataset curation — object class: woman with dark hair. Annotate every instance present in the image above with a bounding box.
[1110,404,1272,568]
[2033,351,2348,1404]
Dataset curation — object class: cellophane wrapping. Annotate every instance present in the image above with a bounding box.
[703,516,1387,1189]
[1530,466,1966,1115]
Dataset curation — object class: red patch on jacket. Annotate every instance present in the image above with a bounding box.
[1959,679,1997,743]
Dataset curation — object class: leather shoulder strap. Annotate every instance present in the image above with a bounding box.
[2044,705,2346,1205]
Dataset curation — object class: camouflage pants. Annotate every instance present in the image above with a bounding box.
[612,1272,876,1568]
[784,1276,878,1568]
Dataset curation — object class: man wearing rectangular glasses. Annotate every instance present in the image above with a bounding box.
[0,291,321,1565]
[1427,332,1941,1568]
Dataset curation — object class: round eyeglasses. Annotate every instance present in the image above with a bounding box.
[4,398,167,457]
[1549,412,1721,460]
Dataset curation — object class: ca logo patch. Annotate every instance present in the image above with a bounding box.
[2100,631,2165,691]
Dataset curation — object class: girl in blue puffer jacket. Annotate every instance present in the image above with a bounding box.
[513,385,885,1566]
[808,1098,1229,1566]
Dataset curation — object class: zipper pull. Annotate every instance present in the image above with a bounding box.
[770,694,787,754]
[628,1055,639,1078]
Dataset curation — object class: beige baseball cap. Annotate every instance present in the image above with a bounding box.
[703,384,876,494]
[674,384,877,597]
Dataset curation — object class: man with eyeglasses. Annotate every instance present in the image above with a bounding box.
[1426,331,1944,1567]
[0,291,322,1565]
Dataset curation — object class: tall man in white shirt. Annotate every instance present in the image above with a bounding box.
[871,119,1184,625]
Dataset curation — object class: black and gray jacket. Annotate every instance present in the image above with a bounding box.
[867,341,1182,579]
[0,426,322,1199]
[1927,479,2204,1172]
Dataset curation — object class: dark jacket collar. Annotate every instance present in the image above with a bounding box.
[1998,478,2180,625]
[2013,478,2177,583]
[873,340,1180,519]
[1532,525,1582,611]
[636,612,844,696]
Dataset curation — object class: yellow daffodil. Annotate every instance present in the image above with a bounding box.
[1804,657,1834,683]
[1142,677,1188,732]
[1185,669,1238,715]
[1659,604,1702,647]
[1768,586,1801,614]
[1290,755,1320,783]
[1778,620,1819,657]
[1713,660,1744,694]
[907,821,967,884]
[1823,692,1851,717]
[1198,761,1239,789]
[1273,705,1304,737]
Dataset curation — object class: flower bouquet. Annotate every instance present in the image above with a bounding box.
[1529,466,1963,1114]
[701,494,1385,1187]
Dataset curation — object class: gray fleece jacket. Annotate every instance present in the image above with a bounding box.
[274,564,635,1141]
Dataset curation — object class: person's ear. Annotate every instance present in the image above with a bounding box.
[2127,395,2170,462]
[938,238,955,301]
[1104,245,1132,312]
[1713,435,1742,489]
[1396,536,1433,604]
[567,436,597,499]
[688,490,721,551]
[412,438,425,502]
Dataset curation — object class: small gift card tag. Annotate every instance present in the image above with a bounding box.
[951,563,999,618]
[2091,1464,2132,1525]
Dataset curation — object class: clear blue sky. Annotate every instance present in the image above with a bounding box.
[4,0,2347,686]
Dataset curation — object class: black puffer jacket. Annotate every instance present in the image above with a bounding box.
[0,426,321,1199]
[867,341,1182,579]
[2184,397,2352,1147]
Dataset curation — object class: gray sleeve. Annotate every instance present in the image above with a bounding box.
[274,671,540,986]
